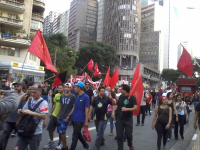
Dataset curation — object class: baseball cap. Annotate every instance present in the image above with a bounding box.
[12,82,22,86]
[75,82,85,88]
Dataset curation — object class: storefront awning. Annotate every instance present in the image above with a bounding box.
[12,67,45,76]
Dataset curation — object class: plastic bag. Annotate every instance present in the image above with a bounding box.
[82,127,91,142]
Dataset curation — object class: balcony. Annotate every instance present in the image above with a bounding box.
[30,19,43,33]
[0,0,25,14]
[32,13,44,23]
[0,33,30,48]
[0,16,23,28]
[33,0,45,12]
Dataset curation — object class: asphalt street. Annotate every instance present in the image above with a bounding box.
[6,105,197,150]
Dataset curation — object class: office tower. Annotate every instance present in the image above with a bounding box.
[43,11,61,35]
[103,0,141,81]
[68,0,98,51]
[140,3,164,72]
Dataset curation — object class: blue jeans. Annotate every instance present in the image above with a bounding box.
[167,113,174,140]
[42,95,48,102]
[193,102,199,109]
[91,108,95,120]
[103,113,114,134]
[94,120,105,148]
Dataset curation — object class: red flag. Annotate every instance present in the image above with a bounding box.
[131,63,140,89]
[109,67,119,89]
[129,75,143,116]
[177,44,193,76]
[94,63,100,76]
[82,71,85,76]
[28,29,58,74]
[103,65,110,87]
[52,71,67,87]
[87,59,94,72]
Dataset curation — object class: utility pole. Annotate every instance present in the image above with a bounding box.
[54,50,58,68]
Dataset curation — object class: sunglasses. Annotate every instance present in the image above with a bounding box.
[30,87,41,91]
[1,81,6,83]
[85,84,90,85]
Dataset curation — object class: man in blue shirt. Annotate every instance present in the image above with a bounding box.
[69,82,90,150]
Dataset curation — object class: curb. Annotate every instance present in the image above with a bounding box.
[187,130,200,150]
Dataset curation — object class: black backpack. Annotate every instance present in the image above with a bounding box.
[17,99,44,138]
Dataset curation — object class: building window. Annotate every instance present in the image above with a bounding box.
[0,46,20,57]
[29,53,36,61]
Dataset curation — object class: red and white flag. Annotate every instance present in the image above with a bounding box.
[87,59,94,72]
[94,63,100,76]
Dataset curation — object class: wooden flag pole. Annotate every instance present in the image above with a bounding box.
[40,74,57,83]
[81,64,88,74]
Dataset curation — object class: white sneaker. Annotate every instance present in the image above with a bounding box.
[44,141,55,149]
[56,143,63,149]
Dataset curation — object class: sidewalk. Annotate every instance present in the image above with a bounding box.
[191,130,200,150]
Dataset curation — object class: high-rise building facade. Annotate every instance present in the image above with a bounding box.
[103,0,141,81]
[96,0,104,42]
[0,0,45,82]
[139,3,164,72]
[68,0,98,51]
[43,11,61,35]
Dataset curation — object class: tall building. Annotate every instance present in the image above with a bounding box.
[43,11,60,35]
[141,0,163,8]
[51,10,69,37]
[68,0,98,51]
[139,3,164,72]
[96,0,104,42]
[103,0,141,82]
[0,0,45,82]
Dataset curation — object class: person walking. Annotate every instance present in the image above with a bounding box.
[152,96,172,150]
[42,82,50,102]
[69,82,90,150]
[112,84,137,150]
[194,102,200,130]
[88,87,115,150]
[184,95,192,125]
[146,90,152,115]
[151,89,157,108]
[0,82,24,150]
[136,89,148,126]
[191,90,199,108]
[57,83,76,150]
[166,92,178,142]
[44,84,64,149]
[174,94,188,140]
[17,84,49,150]
[103,91,117,136]
[156,89,163,106]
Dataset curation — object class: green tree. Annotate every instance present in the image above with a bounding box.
[75,41,119,79]
[161,69,183,82]
[42,33,77,83]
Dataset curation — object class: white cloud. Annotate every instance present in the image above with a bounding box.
[44,0,72,17]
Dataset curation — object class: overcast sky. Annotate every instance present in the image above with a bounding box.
[45,0,72,16]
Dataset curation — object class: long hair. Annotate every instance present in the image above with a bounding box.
[111,91,118,101]
[175,94,183,107]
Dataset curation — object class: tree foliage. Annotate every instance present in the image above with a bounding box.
[42,33,77,83]
[161,69,183,82]
[75,41,119,79]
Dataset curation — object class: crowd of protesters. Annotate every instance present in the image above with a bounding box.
[0,77,199,150]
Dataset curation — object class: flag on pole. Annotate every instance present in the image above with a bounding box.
[52,71,67,87]
[28,29,58,74]
[129,74,143,116]
[82,71,85,76]
[131,63,140,89]
[109,67,119,89]
[103,65,110,87]
[87,59,94,72]
[177,44,193,76]
[94,63,100,76]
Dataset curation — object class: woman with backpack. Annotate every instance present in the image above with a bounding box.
[174,94,189,140]
[152,96,172,150]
